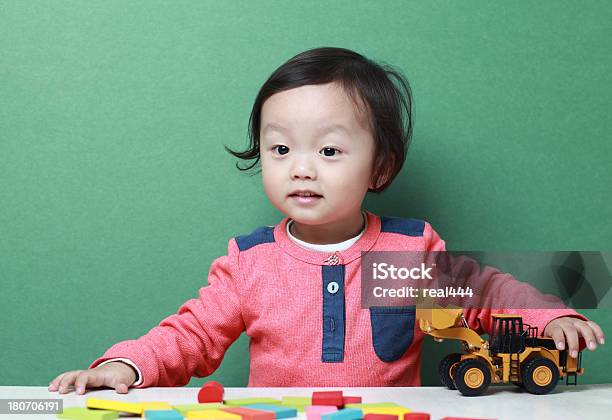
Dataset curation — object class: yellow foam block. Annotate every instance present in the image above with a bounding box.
[86,398,143,415]
[174,403,225,414]
[361,407,411,416]
[142,402,174,410]
[187,409,243,420]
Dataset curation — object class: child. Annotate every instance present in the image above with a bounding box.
[49,47,605,395]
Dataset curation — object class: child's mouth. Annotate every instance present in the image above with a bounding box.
[289,192,323,205]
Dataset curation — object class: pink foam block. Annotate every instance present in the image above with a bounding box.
[306,405,339,420]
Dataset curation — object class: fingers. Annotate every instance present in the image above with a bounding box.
[547,324,567,351]
[74,371,105,395]
[546,318,606,358]
[587,320,606,345]
[48,372,67,392]
[561,323,580,358]
[575,321,598,351]
[49,365,134,395]
[114,382,129,394]
[56,371,82,394]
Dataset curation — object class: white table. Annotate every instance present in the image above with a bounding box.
[0,385,610,420]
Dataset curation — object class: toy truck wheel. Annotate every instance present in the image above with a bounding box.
[453,358,491,397]
[439,353,462,390]
[521,357,559,395]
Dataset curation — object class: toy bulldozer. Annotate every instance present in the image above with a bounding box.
[417,306,584,396]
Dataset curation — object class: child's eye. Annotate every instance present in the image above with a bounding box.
[320,147,341,157]
[272,145,290,155]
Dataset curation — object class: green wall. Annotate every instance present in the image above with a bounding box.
[1,1,610,387]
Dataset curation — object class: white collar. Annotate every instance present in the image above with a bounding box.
[286,212,367,252]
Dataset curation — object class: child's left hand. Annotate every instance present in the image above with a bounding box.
[543,317,605,358]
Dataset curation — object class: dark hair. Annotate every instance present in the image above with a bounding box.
[225,47,414,193]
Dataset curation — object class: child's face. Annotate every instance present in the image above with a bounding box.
[260,82,375,226]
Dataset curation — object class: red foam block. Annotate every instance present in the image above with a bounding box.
[365,414,399,420]
[404,414,430,420]
[312,391,344,408]
[343,396,362,405]
[198,380,224,403]
[222,407,275,420]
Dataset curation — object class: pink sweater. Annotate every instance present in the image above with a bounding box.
[90,211,586,387]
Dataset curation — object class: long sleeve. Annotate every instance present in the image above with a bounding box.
[95,358,143,386]
[424,222,588,338]
[89,239,245,387]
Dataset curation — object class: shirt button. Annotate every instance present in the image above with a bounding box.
[327,281,339,294]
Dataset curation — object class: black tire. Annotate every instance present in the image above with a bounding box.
[453,358,491,397]
[521,357,559,395]
[438,353,462,390]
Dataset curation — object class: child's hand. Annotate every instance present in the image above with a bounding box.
[48,362,137,395]
[543,317,606,358]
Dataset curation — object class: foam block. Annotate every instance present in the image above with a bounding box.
[364,414,399,420]
[404,414,430,420]
[142,402,174,410]
[174,403,225,414]
[312,391,344,408]
[342,397,362,405]
[86,398,143,415]
[187,409,242,420]
[222,406,276,420]
[58,407,118,419]
[281,396,312,412]
[361,408,410,417]
[321,408,363,420]
[145,409,184,419]
[225,399,282,407]
[242,404,298,419]
[198,381,225,403]
[305,405,338,420]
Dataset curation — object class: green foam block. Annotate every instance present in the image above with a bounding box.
[281,396,312,412]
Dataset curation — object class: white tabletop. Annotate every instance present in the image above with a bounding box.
[0,385,610,420]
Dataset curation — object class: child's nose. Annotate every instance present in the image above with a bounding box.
[290,158,317,180]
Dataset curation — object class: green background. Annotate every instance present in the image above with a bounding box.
[1,0,610,387]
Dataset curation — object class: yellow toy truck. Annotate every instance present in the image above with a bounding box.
[417,306,584,396]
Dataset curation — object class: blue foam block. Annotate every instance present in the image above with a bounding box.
[322,409,363,420]
[145,409,184,419]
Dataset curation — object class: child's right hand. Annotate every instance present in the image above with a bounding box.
[48,362,137,395]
